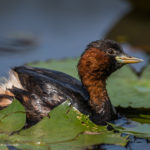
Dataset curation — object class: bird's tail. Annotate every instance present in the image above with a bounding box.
[0,70,24,109]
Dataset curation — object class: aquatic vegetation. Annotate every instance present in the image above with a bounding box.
[0,58,150,149]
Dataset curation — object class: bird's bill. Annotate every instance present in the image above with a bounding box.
[115,55,144,64]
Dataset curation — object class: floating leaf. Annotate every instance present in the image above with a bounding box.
[8,101,127,150]
[0,99,26,133]
[29,58,79,79]
[107,65,150,108]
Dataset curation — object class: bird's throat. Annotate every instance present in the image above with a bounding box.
[86,80,109,112]
[84,78,116,124]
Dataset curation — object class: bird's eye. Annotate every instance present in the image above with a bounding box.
[107,49,116,55]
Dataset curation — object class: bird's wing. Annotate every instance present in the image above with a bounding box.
[12,66,89,101]
[11,66,91,116]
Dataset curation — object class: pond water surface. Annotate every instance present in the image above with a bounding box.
[0,0,129,76]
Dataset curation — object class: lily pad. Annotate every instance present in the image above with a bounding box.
[0,101,127,150]
[0,99,26,133]
[29,58,79,79]
[0,99,26,149]
[107,65,150,108]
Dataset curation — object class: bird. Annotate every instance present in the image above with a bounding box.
[0,39,143,125]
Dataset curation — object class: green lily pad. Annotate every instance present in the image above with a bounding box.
[28,58,79,79]
[0,99,26,133]
[8,101,127,150]
[107,66,150,108]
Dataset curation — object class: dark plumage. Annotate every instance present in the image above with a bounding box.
[0,39,143,125]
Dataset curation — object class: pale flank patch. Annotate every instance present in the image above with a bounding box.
[0,70,24,95]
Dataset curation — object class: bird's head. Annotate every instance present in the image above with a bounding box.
[78,39,143,81]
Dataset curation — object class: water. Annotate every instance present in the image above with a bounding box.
[0,0,130,76]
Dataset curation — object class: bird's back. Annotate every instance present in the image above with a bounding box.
[13,66,89,99]
[7,66,90,124]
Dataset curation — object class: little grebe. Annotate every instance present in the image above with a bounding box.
[0,39,143,125]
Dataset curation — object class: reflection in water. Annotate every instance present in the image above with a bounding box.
[0,34,37,53]
[0,0,130,76]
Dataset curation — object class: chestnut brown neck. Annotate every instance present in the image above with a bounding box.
[78,48,115,119]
